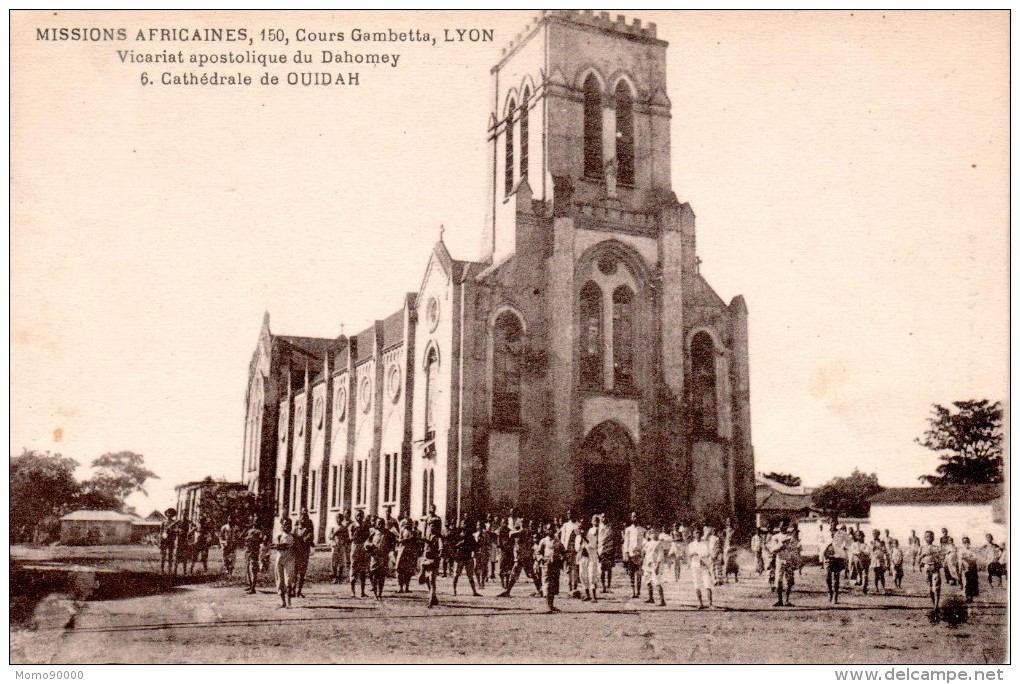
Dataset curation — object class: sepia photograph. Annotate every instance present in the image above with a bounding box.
[9,9,1009,669]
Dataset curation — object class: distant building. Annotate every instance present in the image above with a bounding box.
[868,484,1006,544]
[755,473,817,528]
[60,510,137,545]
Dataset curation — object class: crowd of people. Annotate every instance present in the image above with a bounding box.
[787,522,1007,615]
[165,506,1007,616]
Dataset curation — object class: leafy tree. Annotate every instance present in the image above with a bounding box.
[84,451,158,504]
[10,449,81,543]
[71,486,123,512]
[916,400,1003,486]
[763,472,801,487]
[812,469,884,518]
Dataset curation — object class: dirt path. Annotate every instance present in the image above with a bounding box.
[10,558,1006,664]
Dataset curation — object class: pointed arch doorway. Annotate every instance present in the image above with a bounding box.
[580,420,634,524]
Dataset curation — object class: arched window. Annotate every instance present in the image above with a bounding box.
[492,311,523,427]
[691,332,718,436]
[424,347,439,433]
[519,89,530,182]
[505,99,515,195]
[583,75,603,179]
[580,281,603,389]
[614,81,634,186]
[612,286,634,387]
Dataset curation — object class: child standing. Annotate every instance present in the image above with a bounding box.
[872,540,889,595]
[272,518,296,608]
[890,539,904,588]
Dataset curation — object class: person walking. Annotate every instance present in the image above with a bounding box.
[348,510,370,598]
[890,539,904,589]
[420,519,443,608]
[622,511,646,598]
[918,530,943,613]
[959,536,980,603]
[272,518,296,608]
[907,530,921,572]
[687,527,713,609]
[824,524,851,604]
[292,509,315,598]
[241,516,264,595]
[328,513,350,585]
[451,519,482,597]
[536,523,566,613]
[598,514,616,594]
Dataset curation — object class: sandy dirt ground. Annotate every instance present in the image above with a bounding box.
[10,547,1007,664]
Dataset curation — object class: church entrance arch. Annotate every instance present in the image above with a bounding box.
[579,420,634,524]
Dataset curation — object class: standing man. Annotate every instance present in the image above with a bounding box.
[824,524,851,604]
[348,510,370,598]
[536,523,566,613]
[241,515,265,594]
[420,519,443,608]
[558,510,580,598]
[918,530,944,613]
[159,508,178,574]
[598,513,616,594]
[907,530,921,572]
[292,509,315,598]
[474,520,491,590]
[328,512,350,585]
[687,527,713,609]
[272,517,296,608]
[642,527,668,607]
[622,511,646,599]
[365,517,391,600]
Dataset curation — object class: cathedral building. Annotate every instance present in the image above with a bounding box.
[241,10,755,541]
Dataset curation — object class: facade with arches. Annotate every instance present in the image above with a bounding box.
[241,11,755,540]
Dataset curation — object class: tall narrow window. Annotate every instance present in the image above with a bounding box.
[519,89,529,181]
[428,470,435,511]
[421,468,428,516]
[612,286,635,388]
[384,453,398,505]
[583,75,603,179]
[330,465,338,508]
[492,312,523,426]
[615,81,635,186]
[383,454,391,503]
[505,99,515,195]
[424,347,438,434]
[309,470,318,511]
[690,332,718,436]
[291,474,298,512]
[580,281,603,389]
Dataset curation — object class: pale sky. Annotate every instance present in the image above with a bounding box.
[10,10,1009,514]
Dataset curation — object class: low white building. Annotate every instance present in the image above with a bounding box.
[868,485,1006,545]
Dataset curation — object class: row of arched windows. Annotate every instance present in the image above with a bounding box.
[583,75,635,186]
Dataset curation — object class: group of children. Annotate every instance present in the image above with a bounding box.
[814,522,1007,614]
[205,507,1008,616]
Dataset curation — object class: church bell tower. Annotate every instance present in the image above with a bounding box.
[484,10,674,264]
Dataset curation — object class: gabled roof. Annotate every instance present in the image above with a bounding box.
[869,485,1003,506]
[756,489,814,512]
[354,326,377,362]
[276,335,334,360]
[382,308,406,350]
[61,510,137,522]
